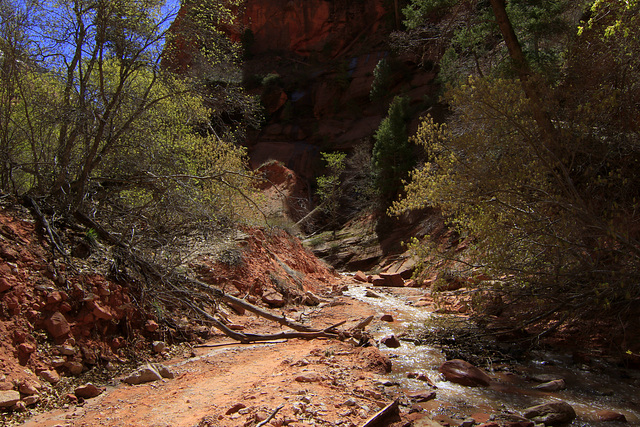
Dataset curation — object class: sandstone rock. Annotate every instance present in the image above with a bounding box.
[65,361,85,375]
[12,400,26,412]
[295,372,324,382]
[533,379,566,391]
[0,277,13,292]
[354,271,368,282]
[522,401,576,426]
[47,291,63,304]
[0,390,20,408]
[145,319,159,332]
[38,369,61,384]
[23,394,39,406]
[75,383,103,399]
[0,382,13,391]
[370,275,386,286]
[226,403,246,415]
[152,341,167,353]
[18,381,40,395]
[381,334,401,348]
[380,314,394,322]
[57,344,76,356]
[18,342,36,355]
[262,290,285,307]
[365,290,381,298]
[123,363,174,385]
[407,390,436,402]
[123,365,162,385]
[438,359,491,387]
[380,272,405,287]
[596,410,627,422]
[92,302,113,320]
[45,311,70,339]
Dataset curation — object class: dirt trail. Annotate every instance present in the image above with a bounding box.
[21,287,415,427]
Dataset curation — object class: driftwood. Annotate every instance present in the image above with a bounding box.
[359,399,399,427]
[352,315,374,331]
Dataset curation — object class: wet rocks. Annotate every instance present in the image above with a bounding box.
[438,359,492,387]
[407,390,436,402]
[381,334,401,348]
[596,410,627,422]
[522,401,576,426]
[533,379,566,391]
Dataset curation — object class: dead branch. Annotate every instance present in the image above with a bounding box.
[352,315,374,331]
[256,404,284,427]
[359,399,399,427]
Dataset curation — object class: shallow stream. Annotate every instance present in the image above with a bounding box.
[345,285,640,426]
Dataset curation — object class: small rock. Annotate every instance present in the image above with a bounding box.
[23,394,39,406]
[365,290,381,298]
[0,390,21,408]
[44,312,71,339]
[19,381,40,395]
[262,290,285,307]
[123,365,162,385]
[380,314,394,322]
[47,291,64,304]
[18,342,36,355]
[0,277,13,292]
[12,400,26,412]
[38,369,61,384]
[75,383,103,399]
[460,419,476,427]
[303,291,321,306]
[226,403,246,415]
[380,272,405,287]
[57,345,76,356]
[152,341,167,354]
[51,357,66,368]
[354,271,368,282]
[65,361,85,375]
[381,335,401,348]
[533,379,566,391]
[0,382,13,391]
[91,302,112,320]
[596,410,627,422]
[370,275,386,286]
[295,372,324,383]
[343,398,357,407]
[439,359,491,387]
[522,401,576,426]
[407,391,436,402]
[145,319,159,332]
[358,347,392,374]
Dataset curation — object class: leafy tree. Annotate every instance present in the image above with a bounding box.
[392,0,640,337]
[372,95,414,206]
[0,0,259,246]
[316,151,347,230]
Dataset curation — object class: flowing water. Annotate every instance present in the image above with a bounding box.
[344,284,640,426]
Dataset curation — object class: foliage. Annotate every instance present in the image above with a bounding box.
[372,96,415,206]
[369,58,392,101]
[401,0,577,84]
[0,0,260,249]
[316,152,347,228]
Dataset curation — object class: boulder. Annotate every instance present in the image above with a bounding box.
[380,272,405,287]
[0,390,21,408]
[522,401,576,426]
[370,275,386,286]
[438,359,491,387]
[75,383,103,399]
[44,311,70,339]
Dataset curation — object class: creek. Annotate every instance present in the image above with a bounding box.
[344,284,640,426]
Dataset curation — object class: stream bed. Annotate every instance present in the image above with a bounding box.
[344,285,640,426]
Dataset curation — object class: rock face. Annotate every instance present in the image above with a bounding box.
[438,359,492,387]
[522,401,577,426]
[243,0,387,57]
